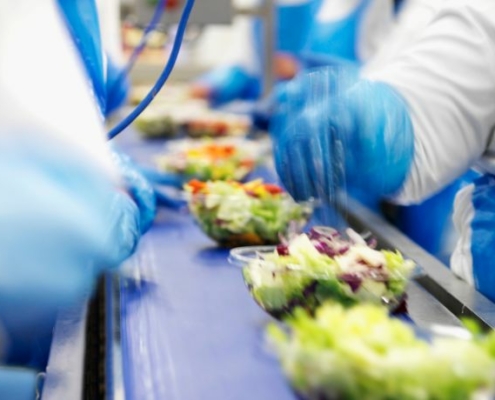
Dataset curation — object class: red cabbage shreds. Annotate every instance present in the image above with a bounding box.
[311,237,349,257]
[367,237,378,249]
[276,245,290,256]
[308,226,340,240]
[214,219,226,226]
[338,273,363,292]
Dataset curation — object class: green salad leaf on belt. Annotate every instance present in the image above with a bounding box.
[267,303,495,400]
[185,179,313,247]
[238,227,416,318]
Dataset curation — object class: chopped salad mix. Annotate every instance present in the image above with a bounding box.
[185,179,313,247]
[268,303,495,400]
[240,227,416,318]
[184,112,251,138]
[157,139,260,182]
[134,107,179,139]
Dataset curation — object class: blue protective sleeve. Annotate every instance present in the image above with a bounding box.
[303,0,372,64]
[0,368,37,400]
[0,138,121,370]
[57,0,106,114]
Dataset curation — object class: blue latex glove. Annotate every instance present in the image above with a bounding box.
[271,70,414,203]
[111,151,157,234]
[193,66,260,106]
[105,190,141,266]
[0,367,37,400]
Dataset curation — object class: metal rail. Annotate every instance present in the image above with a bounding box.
[341,196,495,330]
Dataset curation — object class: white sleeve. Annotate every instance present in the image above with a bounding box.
[0,0,118,181]
[363,0,447,72]
[96,0,124,64]
[364,0,495,204]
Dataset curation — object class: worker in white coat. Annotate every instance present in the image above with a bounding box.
[272,0,495,301]
[0,0,145,384]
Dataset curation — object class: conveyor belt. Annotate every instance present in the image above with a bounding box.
[108,129,495,400]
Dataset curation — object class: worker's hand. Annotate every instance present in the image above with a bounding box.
[104,190,141,268]
[190,66,260,106]
[271,69,414,202]
[111,150,157,234]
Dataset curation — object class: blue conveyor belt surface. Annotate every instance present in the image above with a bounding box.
[116,130,297,400]
[120,211,296,400]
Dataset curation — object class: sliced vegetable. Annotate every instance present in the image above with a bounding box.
[185,180,313,247]
[156,139,261,182]
[268,303,495,400]
[236,228,416,318]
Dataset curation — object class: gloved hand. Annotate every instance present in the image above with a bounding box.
[110,150,157,234]
[271,69,414,203]
[191,66,260,106]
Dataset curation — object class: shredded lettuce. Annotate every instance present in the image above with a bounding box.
[245,229,416,318]
[268,303,495,400]
[187,181,311,246]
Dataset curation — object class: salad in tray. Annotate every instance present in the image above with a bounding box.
[134,106,179,139]
[268,303,495,400]
[183,112,251,138]
[184,179,314,247]
[156,138,264,182]
[229,227,416,318]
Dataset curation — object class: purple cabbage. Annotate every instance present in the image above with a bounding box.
[338,273,363,292]
[312,238,349,257]
[308,226,340,240]
[276,244,290,256]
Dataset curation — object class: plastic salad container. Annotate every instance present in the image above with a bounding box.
[184,179,314,247]
[156,138,267,182]
[183,111,252,139]
[266,302,495,400]
[134,106,179,139]
[229,227,417,318]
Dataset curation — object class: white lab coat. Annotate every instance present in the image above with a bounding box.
[96,0,124,64]
[365,0,495,291]
[0,0,117,180]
